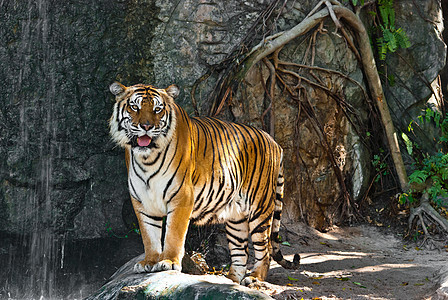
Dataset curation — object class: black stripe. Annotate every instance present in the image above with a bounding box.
[273,210,281,220]
[131,152,146,184]
[230,253,247,257]
[166,173,186,205]
[144,221,162,229]
[162,139,178,176]
[230,246,247,251]
[147,141,171,184]
[271,232,281,243]
[252,224,269,234]
[143,151,161,166]
[139,211,164,221]
[193,182,207,210]
[254,252,268,262]
[250,213,272,234]
[129,179,141,203]
[228,218,247,225]
[252,240,268,247]
[226,229,247,244]
[163,156,183,200]
[226,223,241,232]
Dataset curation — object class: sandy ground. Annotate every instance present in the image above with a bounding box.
[247,222,448,300]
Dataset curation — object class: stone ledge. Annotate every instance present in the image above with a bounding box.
[86,254,272,300]
[433,266,448,300]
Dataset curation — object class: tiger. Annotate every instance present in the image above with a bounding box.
[109,82,299,285]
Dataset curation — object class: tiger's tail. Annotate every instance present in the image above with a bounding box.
[271,156,300,269]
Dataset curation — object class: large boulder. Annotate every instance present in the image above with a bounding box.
[86,254,272,300]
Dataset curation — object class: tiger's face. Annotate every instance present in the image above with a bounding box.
[109,82,179,154]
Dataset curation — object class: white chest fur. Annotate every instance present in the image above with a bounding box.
[128,150,172,216]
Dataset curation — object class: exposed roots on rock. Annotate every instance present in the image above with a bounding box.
[408,193,448,248]
[192,1,414,226]
[409,193,448,235]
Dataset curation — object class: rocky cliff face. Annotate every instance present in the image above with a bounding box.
[0,0,160,239]
[0,0,445,239]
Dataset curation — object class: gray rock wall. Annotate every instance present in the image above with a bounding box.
[0,0,161,239]
[383,0,446,155]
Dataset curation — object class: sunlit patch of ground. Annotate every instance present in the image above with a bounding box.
[249,222,447,300]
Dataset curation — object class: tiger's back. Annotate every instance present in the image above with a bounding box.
[187,115,282,225]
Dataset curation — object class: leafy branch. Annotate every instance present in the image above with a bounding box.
[400,109,448,243]
[402,110,448,208]
[374,0,411,60]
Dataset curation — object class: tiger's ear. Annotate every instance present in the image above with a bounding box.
[110,82,126,96]
[165,84,179,99]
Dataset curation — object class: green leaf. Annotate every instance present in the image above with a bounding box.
[426,108,434,122]
[288,276,299,281]
[337,277,350,281]
[396,28,411,49]
[387,74,395,86]
[401,132,413,155]
[398,193,408,205]
[409,170,428,184]
[282,241,291,247]
[353,281,367,288]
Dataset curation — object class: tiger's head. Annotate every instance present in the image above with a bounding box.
[109,82,180,155]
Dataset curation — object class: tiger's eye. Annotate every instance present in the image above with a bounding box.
[130,105,139,111]
[154,107,162,113]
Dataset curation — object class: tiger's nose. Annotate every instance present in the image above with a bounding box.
[141,123,154,131]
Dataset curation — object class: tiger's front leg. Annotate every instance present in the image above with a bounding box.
[131,197,163,273]
[151,187,193,272]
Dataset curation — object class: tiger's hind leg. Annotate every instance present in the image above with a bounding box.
[225,218,249,284]
[241,211,273,286]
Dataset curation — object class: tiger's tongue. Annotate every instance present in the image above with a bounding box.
[137,135,151,147]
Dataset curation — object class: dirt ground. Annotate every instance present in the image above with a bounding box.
[246,222,448,299]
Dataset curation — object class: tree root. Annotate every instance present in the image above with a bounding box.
[408,193,448,249]
[409,193,448,234]
[220,2,409,192]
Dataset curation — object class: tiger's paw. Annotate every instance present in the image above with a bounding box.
[151,259,182,272]
[227,265,246,284]
[241,275,259,286]
[134,260,153,273]
[241,276,271,289]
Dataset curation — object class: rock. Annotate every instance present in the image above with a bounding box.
[86,254,273,300]
[0,0,158,239]
[432,266,448,300]
[381,0,446,157]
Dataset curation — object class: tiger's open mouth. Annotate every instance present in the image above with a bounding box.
[129,135,156,148]
[137,135,151,147]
